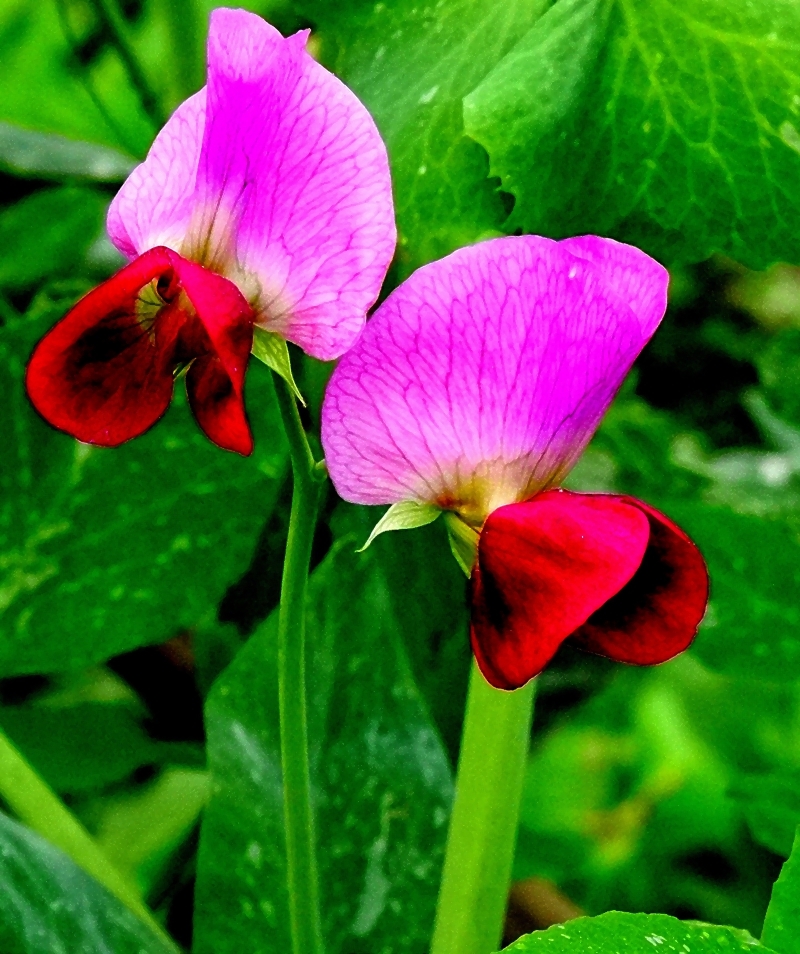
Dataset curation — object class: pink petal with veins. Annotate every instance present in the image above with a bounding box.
[107,90,207,260]
[321,235,668,516]
[107,8,395,361]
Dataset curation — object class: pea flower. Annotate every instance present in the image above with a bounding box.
[26,8,395,455]
[321,235,709,690]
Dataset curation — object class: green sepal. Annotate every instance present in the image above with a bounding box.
[444,513,480,577]
[251,327,305,405]
[358,500,441,552]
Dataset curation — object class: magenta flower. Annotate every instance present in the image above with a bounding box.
[27,8,395,455]
[321,235,709,689]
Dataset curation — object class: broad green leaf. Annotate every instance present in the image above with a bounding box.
[193,542,453,954]
[251,327,304,404]
[500,913,773,953]
[0,702,162,795]
[733,772,800,857]
[0,302,287,675]
[0,2,155,154]
[0,122,135,181]
[358,500,441,552]
[0,812,175,954]
[0,188,108,291]
[302,0,551,275]
[94,768,209,898]
[664,502,800,682]
[465,0,800,268]
[763,824,800,954]
[335,503,471,762]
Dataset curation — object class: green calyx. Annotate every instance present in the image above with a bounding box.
[444,513,480,577]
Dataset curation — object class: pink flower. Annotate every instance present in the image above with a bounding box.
[27,8,395,455]
[321,235,708,689]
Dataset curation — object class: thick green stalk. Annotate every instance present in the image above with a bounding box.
[273,374,325,954]
[431,662,536,954]
[89,0,165,128]
[0,727,174,947]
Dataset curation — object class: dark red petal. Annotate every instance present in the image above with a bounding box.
[571,497,709,665]
[470,490,651,690]
[25,247,178,446]
[186,354,253,456]
[26,247,255,454]
[171,256,254,455]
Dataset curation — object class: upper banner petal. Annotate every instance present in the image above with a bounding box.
[108,8,395,361]
[570,497,709,665]
[470,490,651,690]
[107,90,206,260]
[559,235,668,338]
[322,235,669,517]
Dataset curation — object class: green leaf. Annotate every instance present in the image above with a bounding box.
[94,768,209,898]
[0,812,175,954]
[0,122,135,181]
[733,772,800,857]
[500,913,773,953]
[465,0,800,267]
[338,504,471,762]
[0,304,287,675]
[358,500,441,552]
[0,702,161,795]
[763,824,800,954]
[663,502,800,682]
[758,330,800,430]
[0,2,155,155]
[303,0,551,275]
[193,542,453,954]
[251,327,305,404]
[0,188,108,291]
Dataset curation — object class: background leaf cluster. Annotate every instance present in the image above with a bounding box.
[2,0,800,951]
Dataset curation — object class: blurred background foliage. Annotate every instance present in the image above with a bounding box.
[2,0,800,951]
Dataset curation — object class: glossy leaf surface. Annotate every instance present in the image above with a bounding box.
[193,540,453,954]
[0,301,286,675]
[466,0,800,267]
[0,813,175,954]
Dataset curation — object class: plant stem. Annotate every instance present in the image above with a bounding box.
[89,0,165,128]
[0,727,174,948]
[431,661,537,954]
[273,373,325,954]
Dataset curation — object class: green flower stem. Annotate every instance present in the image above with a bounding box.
[431,661,537,954]
[273,374,326,954]
[0,726,174,948]
[88,0,165,128]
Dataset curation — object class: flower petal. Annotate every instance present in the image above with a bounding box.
[107,89,206,259]
[26,247,254,453]
[570,497,709,664]
[174,256,254,456]
[199,8,395,359]
[108,8,396,360]
[26,247,179,446]
[559,235,668,336]
[470,490,651,690]
[186,354,252,456]
[322,235,668,517]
